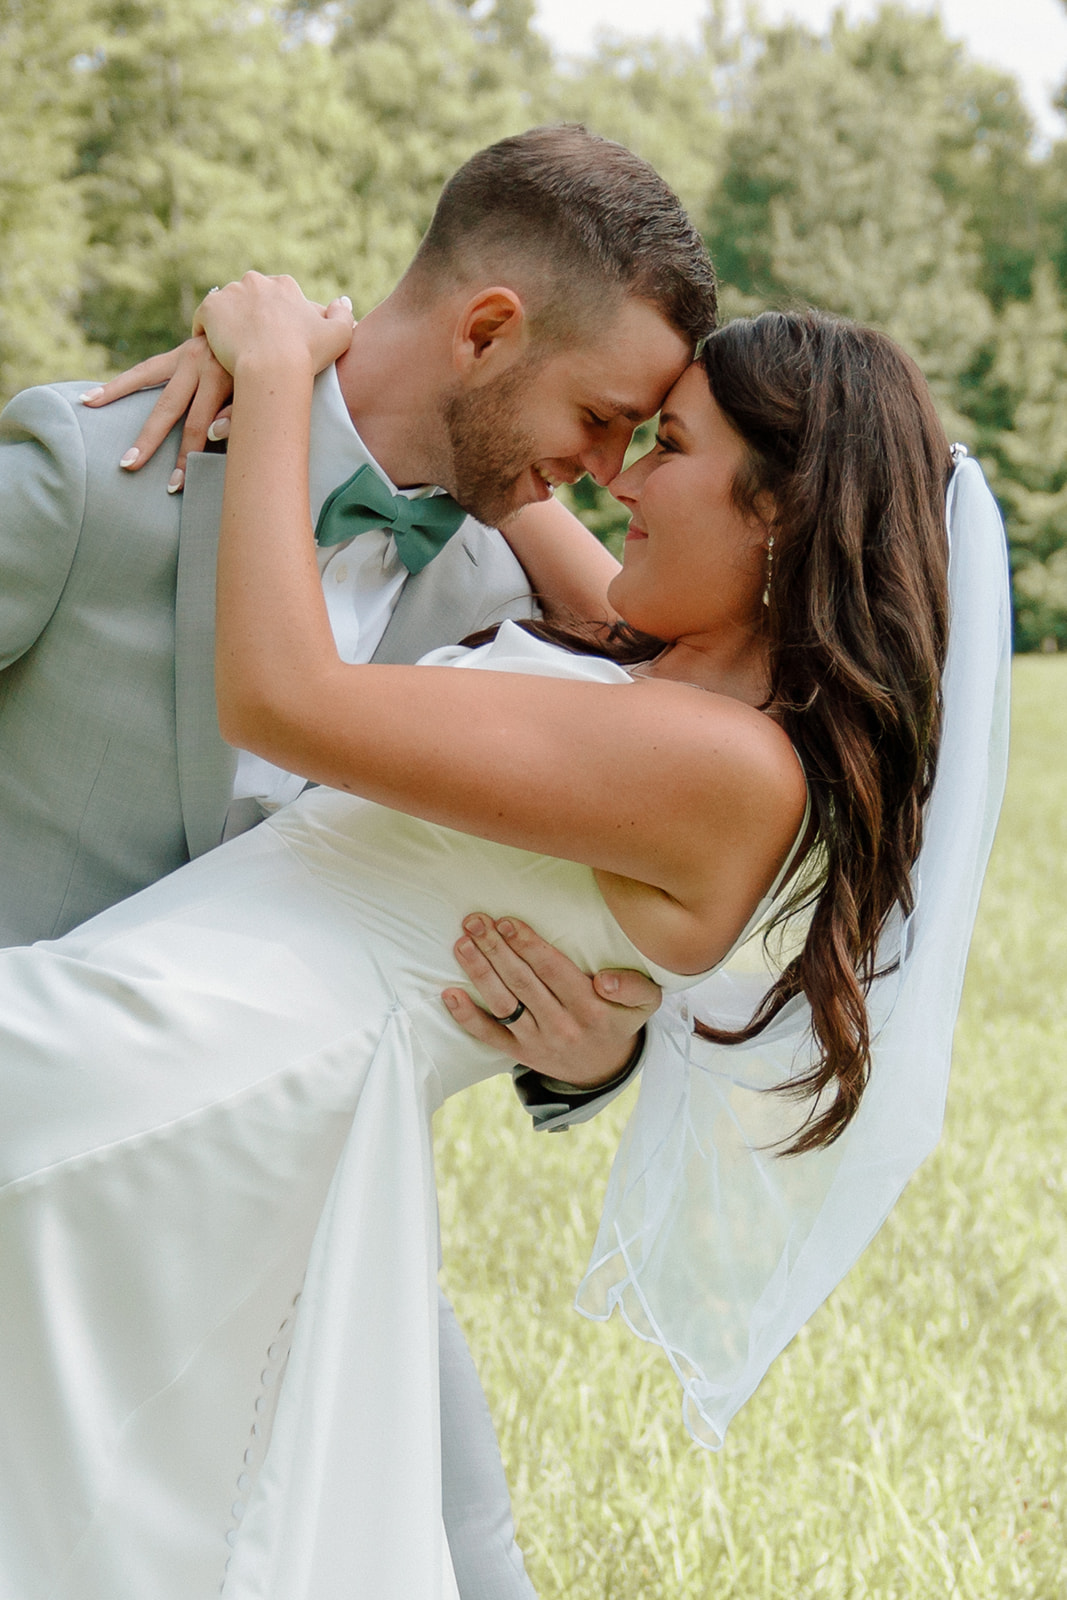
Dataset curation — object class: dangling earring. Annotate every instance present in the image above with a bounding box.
[762,535,775,607]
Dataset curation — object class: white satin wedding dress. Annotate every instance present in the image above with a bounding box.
[0,625,732,1600]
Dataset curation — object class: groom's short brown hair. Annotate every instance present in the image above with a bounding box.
[404,124,717,349]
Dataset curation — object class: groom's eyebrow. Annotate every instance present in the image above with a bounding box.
[591,395,649,423]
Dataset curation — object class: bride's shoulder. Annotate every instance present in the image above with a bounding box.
[642,679,806,838]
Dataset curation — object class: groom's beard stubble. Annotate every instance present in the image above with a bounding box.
[442,363,542,530]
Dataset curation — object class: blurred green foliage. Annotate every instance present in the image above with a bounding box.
[2,0,1067,644]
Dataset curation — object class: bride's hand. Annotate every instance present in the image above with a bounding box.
[194,273,354,380]
[81,278,355,490]
[80,335,235,491]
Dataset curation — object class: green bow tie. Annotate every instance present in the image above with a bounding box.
[314,463,466,575]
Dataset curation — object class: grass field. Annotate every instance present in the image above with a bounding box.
[435,655,1067,1599]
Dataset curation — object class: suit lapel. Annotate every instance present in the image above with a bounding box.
[171,474,535,842]
[174,452,236,859]
[371,523,533,664]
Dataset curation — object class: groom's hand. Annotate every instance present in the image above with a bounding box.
[443,915,661,1089]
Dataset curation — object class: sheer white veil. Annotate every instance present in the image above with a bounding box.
[577,451,1012,1448]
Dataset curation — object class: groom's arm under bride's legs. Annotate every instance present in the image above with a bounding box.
[438,1290,538,1600]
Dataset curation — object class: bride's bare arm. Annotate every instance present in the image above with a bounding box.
[496,498,620,624]
[207,277,804,975]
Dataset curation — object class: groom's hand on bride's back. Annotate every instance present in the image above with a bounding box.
[443,915,661,1091]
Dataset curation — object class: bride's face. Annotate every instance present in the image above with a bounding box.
[606,364,771,644]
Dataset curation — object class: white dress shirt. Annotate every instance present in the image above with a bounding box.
[232,364,448,811]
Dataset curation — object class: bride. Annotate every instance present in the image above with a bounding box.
[0,278,1005,1598]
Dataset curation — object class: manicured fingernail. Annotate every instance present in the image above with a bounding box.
[79,387,104,403]
[599,974,620,995]
[207,418,230,441]
[463,915,486,937]
[497,919,516,939]
[340,295,352,310]
[167,468,185,494]
[443,991,461,1012]
[119,448,139,468]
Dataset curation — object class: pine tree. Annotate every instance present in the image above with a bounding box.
[316,0,543,314]
[547,28,725,223]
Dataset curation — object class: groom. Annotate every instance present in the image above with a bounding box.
[0,126,716,1596]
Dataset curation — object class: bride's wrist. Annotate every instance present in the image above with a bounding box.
[232,346,317,386]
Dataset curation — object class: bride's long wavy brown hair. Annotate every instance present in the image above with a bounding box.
[693,310,951,1150]
[476,309,952,1152]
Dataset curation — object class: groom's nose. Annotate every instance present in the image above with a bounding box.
[580,434,631,487]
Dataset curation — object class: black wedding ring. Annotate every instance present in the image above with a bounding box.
[493,1000,526,1027]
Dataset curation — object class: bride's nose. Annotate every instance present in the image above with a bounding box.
[608,459,640,506]
[608,442,659,505]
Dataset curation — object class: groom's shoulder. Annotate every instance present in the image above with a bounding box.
[1,381,184,557]
[1,380,84,447]
[2,381,174,469]
[0,384,94,519]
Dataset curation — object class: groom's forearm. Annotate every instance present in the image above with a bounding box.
[513,1028,647,1132]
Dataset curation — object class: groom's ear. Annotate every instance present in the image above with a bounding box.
[452,287,529,382]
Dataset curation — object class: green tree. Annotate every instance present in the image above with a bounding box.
[934,56,1041,312]
[75,0,547,366]
[0,0,102,397]
[75,0,367,365]
[547,27,726,223]
[707,7,999,428]
[309,0,543,315]
[982,264,1067,649]
[1036,8,1067,297]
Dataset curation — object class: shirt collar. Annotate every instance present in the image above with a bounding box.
[308,363,453,525]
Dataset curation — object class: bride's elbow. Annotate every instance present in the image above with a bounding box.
[216,678,290,758]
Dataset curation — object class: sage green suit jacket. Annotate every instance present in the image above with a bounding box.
[0,382,537,945]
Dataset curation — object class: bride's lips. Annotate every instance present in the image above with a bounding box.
[624,521,648,543]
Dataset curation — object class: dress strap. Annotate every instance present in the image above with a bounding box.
[764,779,812,903]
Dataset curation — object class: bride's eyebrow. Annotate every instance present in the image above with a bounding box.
[657,409,690,438]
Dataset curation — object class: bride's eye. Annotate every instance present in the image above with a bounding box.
[654,433,676,453]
